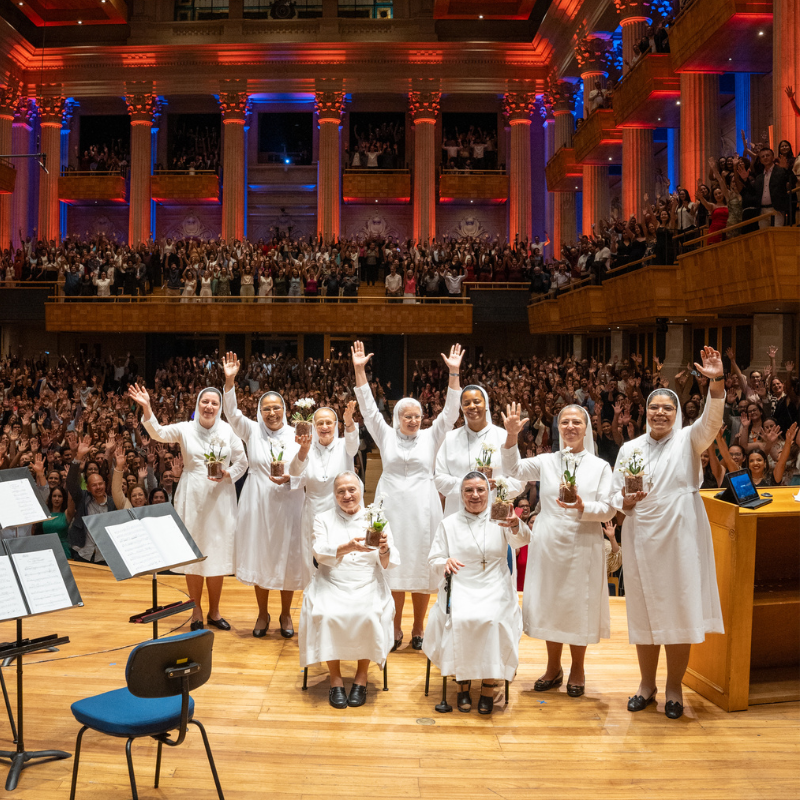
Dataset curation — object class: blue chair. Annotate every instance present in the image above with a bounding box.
[68,630,223,800]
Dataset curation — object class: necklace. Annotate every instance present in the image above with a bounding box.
[397,434,418,477]
[465,516,488,571]
[645,435,670,490]
[315,441,335,481]
[465,423,490,468]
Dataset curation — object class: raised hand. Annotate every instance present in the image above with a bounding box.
[31,453,45,477]
[128,384,152,415]
[342,399,357,428]
[694,346,723,381]
[441,343,464,373]
[350,340,374,370]
[76,434,92,461]
[767,345,778,360]
[602,521,616,540]
[501,402,529,437]
[725,346,735,362]
[223,351,240,384]
[138,465,148,481]
[172,454,184,478]
[114,444,126,471]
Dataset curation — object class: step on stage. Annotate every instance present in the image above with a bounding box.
[0,563,797,800]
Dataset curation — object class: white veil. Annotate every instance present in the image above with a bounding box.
[333,470,366,522]
[258,391,288,439]
[461,384,492,427]
[392,397,423,437]
[193,388,223,437]
[311,406,340,446]
[645,389,683,434]
[556,404,595,455]
[458,470,492,523]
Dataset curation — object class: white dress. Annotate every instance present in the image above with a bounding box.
[223,389,306,590]
[142,414,247,577]
[501,446,615,645]
[610,394,725,645]
[435,422,522,518]
[289,429,360,586]
[354,383,460,593]
[423,510,531,682]
[299,506,400,668]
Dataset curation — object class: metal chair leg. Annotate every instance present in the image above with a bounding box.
[435,675,452,713]
[154,739,163,788]
[124,738,139,800]
[190,719,224,800]
[383,660,388,692]
[68,726,88,800]
[425,658,431,697]
[302,667,308,690]
[505,680,509,705]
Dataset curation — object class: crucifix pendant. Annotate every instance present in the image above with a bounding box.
[481,558,487,571]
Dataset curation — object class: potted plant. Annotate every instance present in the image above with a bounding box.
[292,398,316,437]
[619,448,646,493]
[475,443,497,479]
[491,477,513,520]
[204,435,226,479]
[365,497,387,549]
[269,442,285,477]
[559,446,579,504]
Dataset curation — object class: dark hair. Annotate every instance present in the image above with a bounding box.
[47,485,65,512]
[149,487,168,504]
[747,448,768,467]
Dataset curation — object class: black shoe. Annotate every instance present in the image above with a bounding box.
[665,700,684,719]
[627,689,657,712]
[411,636,423,650]
[391,631,403,652]
[533,669,563,692]
[457,682,472,713]
[478,686,495,716]
[253,614,270,638]
[190,620,204,631]
[279,614,294,639]
[329,687,348,709]
[348,683,367,707]
[566,683,585,698]
[206,616,231,631]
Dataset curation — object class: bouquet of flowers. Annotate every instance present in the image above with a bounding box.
[292,398,316,436]
[475,443,497,479]
[365,496,388,548]
[491,476,513,520]
[619,448,646,493]
[269,442,285,477]
[559,446,579,505]
[204,435,227,478]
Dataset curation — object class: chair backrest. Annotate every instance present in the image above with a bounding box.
[126,630,213,698]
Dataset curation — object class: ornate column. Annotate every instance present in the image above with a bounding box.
[37,86,65,243]
[614,0,651,73]
[315,89,345,243]
[576,35,613,235]
[11,98,35,249]
[773,0,799,150]
[679,73,720,196]
[218,83,250,242]
[0,75,22,249]
[503,90,536,242]
[409,90,440,243]
[126,84,160,246]
[540,95,555,260]
[552,80,578,252]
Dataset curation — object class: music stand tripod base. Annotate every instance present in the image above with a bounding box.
[0,749,71,791]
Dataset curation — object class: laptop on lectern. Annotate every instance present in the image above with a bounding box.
[715,469,773,509]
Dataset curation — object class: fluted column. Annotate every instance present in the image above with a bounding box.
[576,35,613,234]
[11,99,35,249]
[540,97,555,260]
[37,87,65,244]
[551,80,578,252]
[315,89,345,242]
[408,91,440,243]
[126,84,160,246]
[615,0,652,74]
[219,83,250,242]
[503,91,535,242]
[680,73,720,196]
[773,0,800,149]
[0,76,22,250]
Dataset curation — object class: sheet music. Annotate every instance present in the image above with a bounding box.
[11,549,73,615]
[143,515,197,567]
[0,479,47,528]
[0,555,28,621]
[106,519,164,575]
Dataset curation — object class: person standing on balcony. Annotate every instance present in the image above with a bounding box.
[747,148,791,228]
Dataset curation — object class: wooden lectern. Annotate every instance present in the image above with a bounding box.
[684,487,800,711]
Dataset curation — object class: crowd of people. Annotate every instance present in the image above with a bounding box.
[346,120,405,169]
[70,141,130,175]
[165,122,221,173]
[442,126,498,171]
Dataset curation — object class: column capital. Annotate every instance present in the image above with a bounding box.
[549,78,578,115]
[36,86,65,127]
[613,0,652,24]
[503,92,535,125]
[13,98,36,128]
[218,81,251,124]
[408,91,440,123]
[125,82,161,125]
[315,90,345,124]
[538,93,555,122]
[61,98,77,130]
[0,74,23,120]
[575,34,614,77]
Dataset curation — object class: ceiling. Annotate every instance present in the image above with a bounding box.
[433,0,538,19]
[13,0,128,27]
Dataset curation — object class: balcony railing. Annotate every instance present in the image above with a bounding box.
[573,109,622,166]
[59,171,128,204]
[342,168,411,204]
[613,54,681,129]
[545,148,582,193]
[151,170,220,204]
[439,170,508,204]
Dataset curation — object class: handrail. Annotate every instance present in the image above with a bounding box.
[440,169,507,176]
[48,294,470,305]
[60,170,126,177]
[0,280,60,288]
[463,281,529,290]
[344,168,410,174]
[677,211,776,250]
[154,169,218,175]
[604,253,657,278]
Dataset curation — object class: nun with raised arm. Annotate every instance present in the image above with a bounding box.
[129,382,247,631]
[352,340,462,652]
[222,352,305,639]
[435,385,522,518]
[500,402,615,698]
[610,346,725,720]
[289,401,361,585]
[424,472,531,715]
[299,471,399,709]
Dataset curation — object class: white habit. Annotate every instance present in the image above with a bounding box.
[354,383,460,593]
[610,392,725,645]
[143,394,247,577]
[501,446,615,645]
[223,389,306,590]
[423,502,531,682]
[299,506,399,668]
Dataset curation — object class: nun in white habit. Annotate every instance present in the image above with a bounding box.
[351,340,463,652]
[424,471,531,715]
[300,471,399,709]
[610,346,725,720]
[500,401,615,697]
[435,385,523,518]
[289,402,361,586]
[222,352,305,639]
[129,383,247,631]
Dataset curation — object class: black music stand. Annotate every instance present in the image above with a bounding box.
[0,534,83,791]
[84,503,205,640]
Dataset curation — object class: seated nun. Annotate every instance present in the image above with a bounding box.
[423,471,532,715]
[299,471,400,710]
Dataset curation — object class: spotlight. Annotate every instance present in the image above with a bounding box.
[758,30,764,35]
[479,15,483,19]
[77,19,82,24]
[676,101,681,105]
[284,158,290,164]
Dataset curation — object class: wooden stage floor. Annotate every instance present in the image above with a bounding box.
[1,563,798,800]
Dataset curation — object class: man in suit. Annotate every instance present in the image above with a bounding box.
[751,148,791,227]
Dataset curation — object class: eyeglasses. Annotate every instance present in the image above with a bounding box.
[402,414,422,421]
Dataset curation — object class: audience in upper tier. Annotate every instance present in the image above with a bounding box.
[346,121,405,169]
[442,126,498,171]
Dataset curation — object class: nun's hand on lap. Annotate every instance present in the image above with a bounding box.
[269,474,291,485]
[348,537,372,554]
[208,469,230,482]
[622,490,647,510]
[556,495,584,513]
[445,558,465,575]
